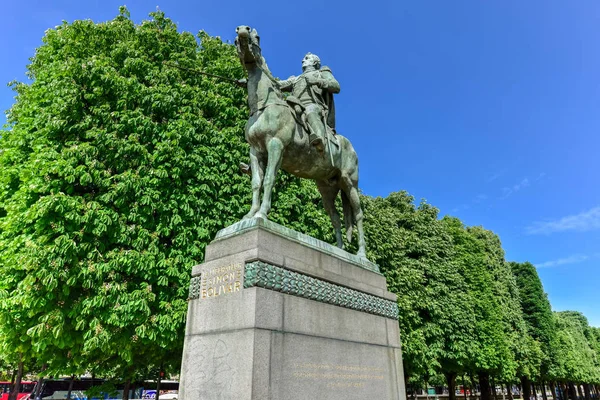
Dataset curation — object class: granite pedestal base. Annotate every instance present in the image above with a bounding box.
[179,218,406,400]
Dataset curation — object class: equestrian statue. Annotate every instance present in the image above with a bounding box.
[235,25,367,258]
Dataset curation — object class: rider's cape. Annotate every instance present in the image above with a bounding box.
[320,66,336,130]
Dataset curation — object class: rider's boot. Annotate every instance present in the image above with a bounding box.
[307,113,325,153]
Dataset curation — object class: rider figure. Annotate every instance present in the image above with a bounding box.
[277,53,340,151]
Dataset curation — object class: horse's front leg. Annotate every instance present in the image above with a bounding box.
[254,137,283,220]
[243,146,265,219]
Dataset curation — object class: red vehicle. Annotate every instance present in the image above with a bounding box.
[0,381,36,400]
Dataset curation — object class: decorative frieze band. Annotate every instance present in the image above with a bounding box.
[188,261,399,320]
[244,261,399,320]
[189,276,202,300]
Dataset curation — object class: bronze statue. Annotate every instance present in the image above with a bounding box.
[277,53,339,151]
[235,25,367,258]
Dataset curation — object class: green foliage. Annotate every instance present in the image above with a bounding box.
[510,261,556,379]
[363,192,476,380]
[442,219,511,376]
[0,8,327,379]
[550,312,600,384]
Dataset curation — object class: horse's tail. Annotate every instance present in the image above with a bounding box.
[341,190,354,242]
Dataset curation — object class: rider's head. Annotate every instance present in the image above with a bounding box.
[302,53,321,71]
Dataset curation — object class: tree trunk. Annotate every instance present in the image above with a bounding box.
[577,385,584,400]
[470,372,476,400]
[491,377,498,400]
[9,369,16,387]
[122,380,131,400]
[463,375,468,400]
[533,383,538,400]
[583,384,591,400]
[404,372,412,400]
[66,375,75,400]
[507,383,514,400]
[560,382,568,400]
[154,367,162,400]
[480,372,492,400]
[130,382,136,400]
[522,377,532,400]
[32,364,48,400]
[8,357,24,400]
[407,382,414,400]
[8,353,23,400]
[33,377,44,400]
[549,382,557,400]
[541,383,548,400]
[446,372,458,400]
[568,382,577,400]
[517,383,522,399]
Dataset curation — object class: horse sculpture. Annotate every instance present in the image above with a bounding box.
[235,25,367,258]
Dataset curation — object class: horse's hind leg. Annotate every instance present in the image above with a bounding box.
[255,137,284,220]
[340,175,366,258]
[243,147,265,219]
[317,181,343,248]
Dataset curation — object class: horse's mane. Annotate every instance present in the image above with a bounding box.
[245,29,282,97]
[256,55,283,98]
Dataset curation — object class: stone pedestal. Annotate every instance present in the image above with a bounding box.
[179,218,406,400]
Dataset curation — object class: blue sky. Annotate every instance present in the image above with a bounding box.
[2,1,598,325]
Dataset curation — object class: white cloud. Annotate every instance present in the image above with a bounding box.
[487,172,502,183]
[526,206,600,235]
[501,178,530,199]
[536,254,591,268]
[450,204,470,214]
[474,194,488,203]
[515,178,530,190]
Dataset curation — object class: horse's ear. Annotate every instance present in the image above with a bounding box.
[251,29,260,45]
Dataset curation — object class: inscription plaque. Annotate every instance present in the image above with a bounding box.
[292,362,385,389]
[200,263,243,299]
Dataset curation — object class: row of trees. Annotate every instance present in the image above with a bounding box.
[0,8,598,400]
[365,193,600,399]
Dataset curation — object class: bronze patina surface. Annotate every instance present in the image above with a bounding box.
[235,25,367,258]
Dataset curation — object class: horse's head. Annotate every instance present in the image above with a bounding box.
[235,25,283,106]
[235,25,262,67]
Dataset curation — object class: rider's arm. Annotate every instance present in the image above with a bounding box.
[278,76,295,92]
[319,68,340,94]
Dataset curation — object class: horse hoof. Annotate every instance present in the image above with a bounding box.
[357,250,367,259]
[254,212,267,220]
[243,211,257,220]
